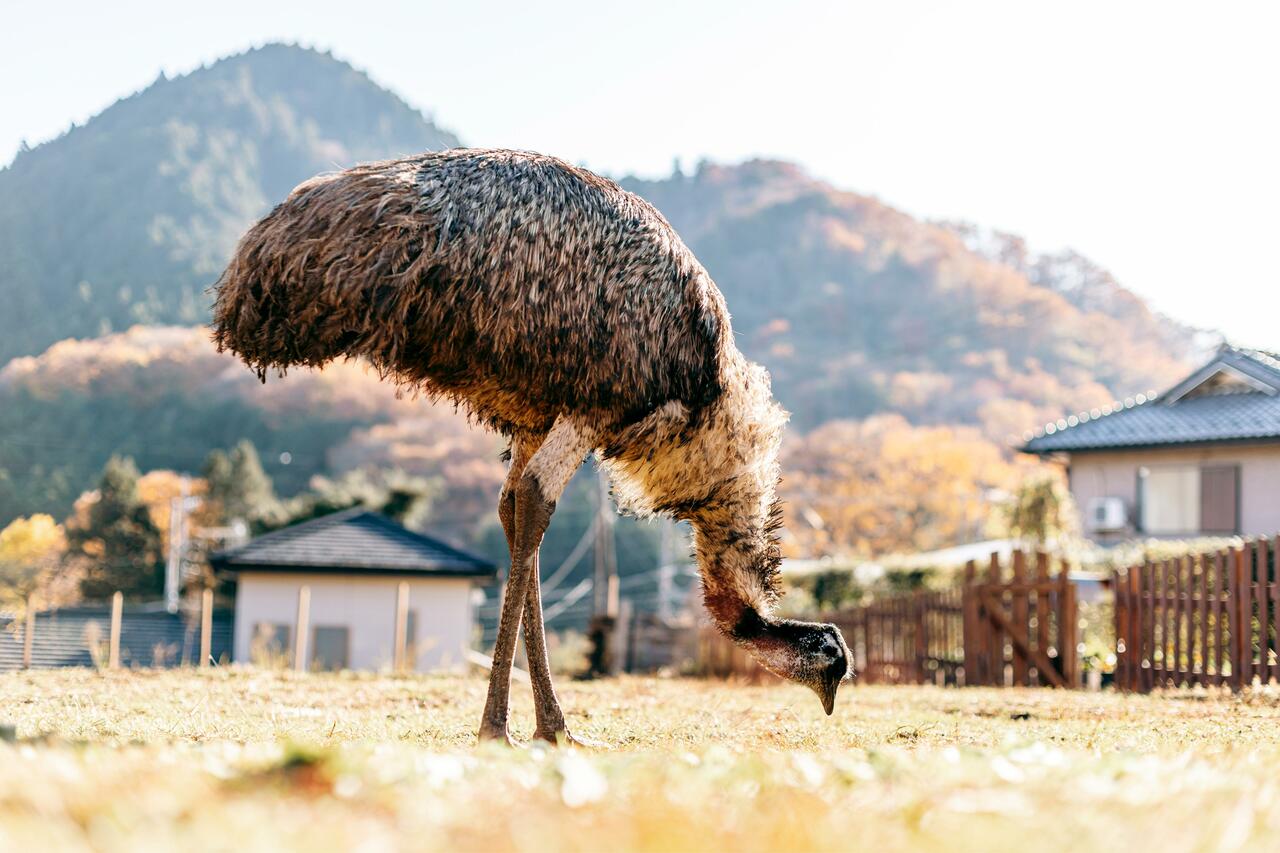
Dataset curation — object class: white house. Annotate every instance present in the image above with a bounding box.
[1023,346,1280,544]
[212,508,495,672]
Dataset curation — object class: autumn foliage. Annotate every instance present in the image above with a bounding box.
[782,415,1039,558]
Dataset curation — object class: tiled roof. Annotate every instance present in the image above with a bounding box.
[0,606,232,671]
[1023,346,1280,454]
[210,509,496,577]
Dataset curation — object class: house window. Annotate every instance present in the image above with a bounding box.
[1139,465,1238,535]
[1200,466,1240,534]
[252,623,291,660]
[311,626,350,671]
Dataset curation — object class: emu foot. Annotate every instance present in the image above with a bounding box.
[477,721,521,748]
[534,726,610,750]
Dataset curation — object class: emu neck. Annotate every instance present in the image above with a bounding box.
[688,478,781,638]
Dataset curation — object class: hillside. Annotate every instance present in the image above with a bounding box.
[0,43,1199,544]
[0,326,503,535]
[0,44,459,362]
[621,162,1190,433]
[941,221,1221,366]
[0,326,671,589]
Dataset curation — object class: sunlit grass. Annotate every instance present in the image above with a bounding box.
[3,668,1280,851]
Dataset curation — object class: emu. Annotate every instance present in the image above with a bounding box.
[212,148,851,746]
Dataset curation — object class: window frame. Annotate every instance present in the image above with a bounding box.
[310,624,351,672]
[1137,462,1242,536]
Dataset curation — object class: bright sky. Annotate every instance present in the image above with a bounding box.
[3,1,1277,348]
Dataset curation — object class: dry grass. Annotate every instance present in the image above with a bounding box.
[4,668,1280,851]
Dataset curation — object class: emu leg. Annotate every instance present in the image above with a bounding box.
[523,550,606,747]
[477,483,538,746]
[478,419,592,745]
[493,437,600,747]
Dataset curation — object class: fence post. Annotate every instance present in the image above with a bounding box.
[1011,550,1029,686]
[1119,563,1135,692]
[1174,556,1185,686]
[913,595,927,683]
[1228,548,1244,690]
[1154,559,1167,688]
[1272,536,1280,685]
[294,585,311,673]
[1194,554,1207,686]
[987,552,1003,686]
[1034,552,1050,686]
[1214,550,1227,687]
[1059,558,1078,688]
[1256,540,1270,686]
[22,594,35,670]
[393,581,410,673]
[108,591,123,669]
[962,561,979,686]
[1134,561,1144,692]
[1113,568,1127,690]
[200,587,213,668]
[1240,545,1255,689]
[861,607,873,683]
[1119,566,1130,690]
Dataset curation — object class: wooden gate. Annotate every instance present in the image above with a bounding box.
[962,551,1079,688]
[830,589,964,685]
[696,549,1082,688]
[826,549,1079,687]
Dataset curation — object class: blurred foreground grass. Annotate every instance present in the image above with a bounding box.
[3,668,1280,851]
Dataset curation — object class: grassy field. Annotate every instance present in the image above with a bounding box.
[3,669,1280,851]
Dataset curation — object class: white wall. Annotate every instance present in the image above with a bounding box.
[1069,443,1280,543]
[233,572,475,672]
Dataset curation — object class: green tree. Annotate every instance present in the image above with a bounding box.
[270,468,439,531]
[67,456,164,599]
[204,441,280,527]
[0,513,67,611]
[1004,473,1079,547]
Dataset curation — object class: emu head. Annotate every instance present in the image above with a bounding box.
[734,609,853,714]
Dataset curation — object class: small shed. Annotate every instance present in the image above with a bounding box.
[211,508,496,672]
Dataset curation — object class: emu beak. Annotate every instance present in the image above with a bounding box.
[817,670,841,716]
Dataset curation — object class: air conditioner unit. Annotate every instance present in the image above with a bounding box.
[1086,497,1128,533]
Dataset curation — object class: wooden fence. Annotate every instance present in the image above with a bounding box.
[1,589,229,671]
[962,551,1079,688]
[1114,537,1278,692]
[697,549,1080,688]
[829,589,964,685]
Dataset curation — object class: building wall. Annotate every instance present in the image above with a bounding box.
[233,573,475,671]
[1068,443,1280,543]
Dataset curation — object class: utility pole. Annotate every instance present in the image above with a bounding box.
[587,469,619,676]
[657,521,675,621]
[591,469,617,618]
[165,476,200,614]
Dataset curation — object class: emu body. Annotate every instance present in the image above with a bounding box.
[213,148,850,743]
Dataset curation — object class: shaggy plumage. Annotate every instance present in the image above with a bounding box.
[213,149,786,618]
[212,149,723,435]
[212,149,849,720]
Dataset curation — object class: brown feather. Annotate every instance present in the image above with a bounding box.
[211,147,789,629]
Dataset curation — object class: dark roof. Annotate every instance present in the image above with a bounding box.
[0,606,232,671]
[1023,347,1280,454]
[210,508,496,577]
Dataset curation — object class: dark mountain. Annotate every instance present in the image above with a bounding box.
[0,44,459,362]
